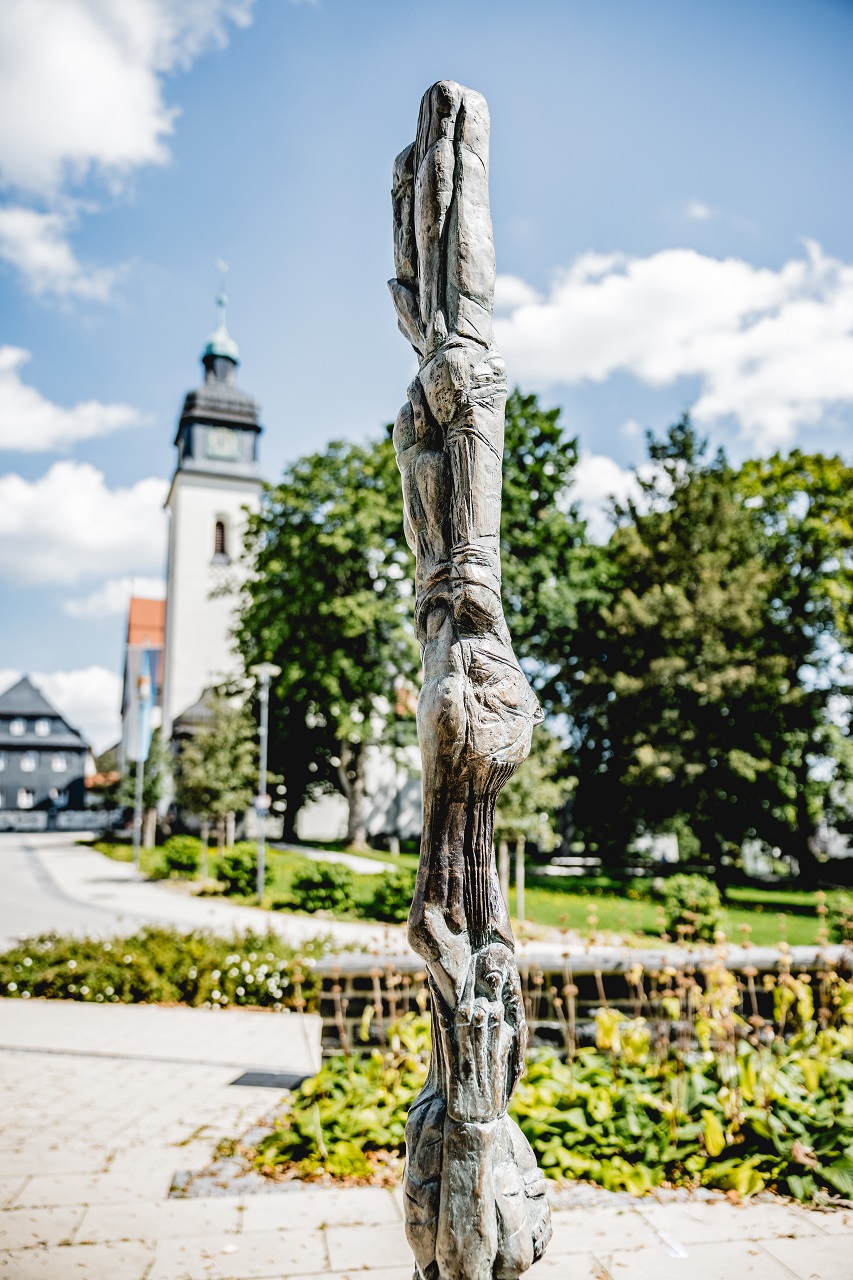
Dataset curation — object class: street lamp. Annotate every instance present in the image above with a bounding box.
[250,662,281,901]
[131,669,152,874]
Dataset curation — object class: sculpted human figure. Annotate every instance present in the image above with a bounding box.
[389,80,551,1280]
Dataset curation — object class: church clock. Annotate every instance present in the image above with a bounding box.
[205,425,241,461]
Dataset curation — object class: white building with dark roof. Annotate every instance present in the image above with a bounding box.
[160,295,263,737]
[0,676,89,822]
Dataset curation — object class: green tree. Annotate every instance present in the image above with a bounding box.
[495,726,571,921]
[237,392,595,845]
[736,451,853,882]
[175,691,257,866]
[570,417,775,876]
[569,419,853,884]
[500,389,603,715]
[117,728,171,848]
[236,435,419,849]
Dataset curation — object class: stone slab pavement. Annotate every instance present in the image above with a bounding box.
[2,1001,853,1278]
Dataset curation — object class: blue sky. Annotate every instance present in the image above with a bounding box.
[1,0,852,748]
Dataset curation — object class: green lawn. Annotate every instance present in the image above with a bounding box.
[88,840,831,946]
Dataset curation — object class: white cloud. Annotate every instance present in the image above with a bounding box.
[0,460,167,585]
[0,208,119,299]
[494,274,541,313]
[0,347,142,451]
[494,241,853,450]
[64,575,166,619]
[570,452,642,542]
[686,200,715,221]
[0,666,121,753]
[0,0,254,195]
[0,0,254,298]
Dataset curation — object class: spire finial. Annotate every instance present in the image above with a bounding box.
[202,259,239,369]
[215,258,229,328]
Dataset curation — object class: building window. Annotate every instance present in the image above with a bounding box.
[213,519,228,560]
[20,752,37,772]
[0,752,5,771]
[17,788,34,809]
[0,787,4,808]
[10,718,24,736]
[35,719,50,736]
[51,754,67,773]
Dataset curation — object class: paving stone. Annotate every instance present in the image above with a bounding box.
[638,1199,825,1245]
[803,1207,853,1234]
[0,1240,155,1279]
[14,1168,174,1207]
[241,1187,400,1232]
[522,1254,611,1278]
[0,1206,84,1250]
[75,1198,241,1244]
[148,1228,328,1279]
[0,1180,26,1210]
[284,1272,414,1280]
[760,1234,853,1279]
[325,1222,410,1271]
[549,1206,660,1255]
[606,1238,801,1278]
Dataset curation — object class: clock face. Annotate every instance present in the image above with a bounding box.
[205,426,241,462]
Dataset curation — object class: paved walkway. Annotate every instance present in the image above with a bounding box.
[0,833,409,954]
[1,1000,852,1279]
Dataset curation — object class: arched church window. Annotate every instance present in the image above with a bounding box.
[213,519,229,561]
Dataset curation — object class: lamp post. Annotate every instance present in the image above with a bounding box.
[131,670,152,874]
[250,662,280,901]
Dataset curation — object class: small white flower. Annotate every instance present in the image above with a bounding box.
[67,960,77,970]
[80,986,89,995]
[23,957,32,967]
[212,989,221,1000]
[7,982,16,991]
[236,986,245,996]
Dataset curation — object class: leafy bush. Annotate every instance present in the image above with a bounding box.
[289,861,355,914]
[161,835,201,878]
[368,868,415,922]
[662,872,721,941]
[219,842,272,897]
[0,928,326,1010]
[251,1009,853,1201]
[830,894,853,943]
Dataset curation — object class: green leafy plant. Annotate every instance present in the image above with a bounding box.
[0,928,326,1010]
[367,868,415,922]
[160,835,201,878]
[249,1006,853,1202]
[288,862,355,914]
[662,873,722,941]
[219,843,272,897]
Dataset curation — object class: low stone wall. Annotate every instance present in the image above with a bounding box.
[314,942,852,1055]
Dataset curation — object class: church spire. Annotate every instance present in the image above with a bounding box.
[202,263,239,378]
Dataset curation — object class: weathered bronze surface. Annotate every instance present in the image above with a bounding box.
[389,80,552,1280]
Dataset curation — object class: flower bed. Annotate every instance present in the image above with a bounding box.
[0,927,327,1011]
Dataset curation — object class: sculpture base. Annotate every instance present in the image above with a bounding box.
[404,1086,552,1280]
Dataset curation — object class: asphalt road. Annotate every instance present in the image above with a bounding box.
[0,831,131,948]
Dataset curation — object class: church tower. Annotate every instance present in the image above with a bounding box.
[161,295,263,737]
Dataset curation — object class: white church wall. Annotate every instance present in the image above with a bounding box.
[162,470,260,734]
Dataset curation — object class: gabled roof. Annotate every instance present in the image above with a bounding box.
[0,676,89,749]
[0,676,57,718]
[127,597,166,647]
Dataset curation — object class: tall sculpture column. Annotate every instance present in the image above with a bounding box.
[389,81,552,1280]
